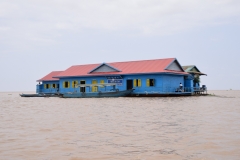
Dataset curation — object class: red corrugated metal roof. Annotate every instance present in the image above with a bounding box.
[55,58,188,78]
[37,71,63,82]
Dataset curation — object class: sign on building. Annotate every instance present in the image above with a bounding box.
[106,76,123,85]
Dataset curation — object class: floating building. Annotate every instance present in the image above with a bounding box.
[35,58,207,97]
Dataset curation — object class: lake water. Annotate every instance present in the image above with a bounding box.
[0,91,240,160]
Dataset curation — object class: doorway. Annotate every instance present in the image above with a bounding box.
[127,80,133,90]
[80,80,85,92]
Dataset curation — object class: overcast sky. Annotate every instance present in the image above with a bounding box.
[1,0,240,91]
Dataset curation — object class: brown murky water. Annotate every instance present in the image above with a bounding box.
[0,91,240,160]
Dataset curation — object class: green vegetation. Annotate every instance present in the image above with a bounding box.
[193,75,200,86]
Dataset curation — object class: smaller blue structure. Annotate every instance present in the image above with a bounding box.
[182,65,207,94]
[36,71,62,94]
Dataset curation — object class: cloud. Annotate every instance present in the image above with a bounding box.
[0,26,10,31]
[0,0,239,50]
[1,0,240,91]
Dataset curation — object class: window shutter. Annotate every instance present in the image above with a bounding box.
[138,79,141,87]
[92,80,94,92]
[68,81,70,88]
[100,80,104,87]
[75,81,78,88]
[72,81,74,88]
[63,81,65,88]
[146,79,150,87]
[134,79,136,87]
[44,84,46,89]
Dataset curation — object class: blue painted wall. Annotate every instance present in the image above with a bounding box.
[37,74,193,94]
[56,73,186,94]
[37,81,59,93]
[184,74,194,92]
[59,77,114,93]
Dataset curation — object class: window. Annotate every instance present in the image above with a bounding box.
[146,79,154,87]
[80,80,85,84]
[80,80,86,92]
[52,84,56,88]
[134,79,141,87]
[100,80,104,87]
[63,81,70,88]
[150,79,154,86]
[44,84,50,89]
[72,81,78,88]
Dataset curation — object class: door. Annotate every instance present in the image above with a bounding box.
[80,80,85,92]
[92,80,98,92]
[127,80,133,90]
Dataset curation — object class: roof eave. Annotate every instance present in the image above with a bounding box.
[188,71,207,76]
[36,79,59,82]
[53,71,188,79]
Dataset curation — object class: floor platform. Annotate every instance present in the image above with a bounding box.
[128,92,194,97]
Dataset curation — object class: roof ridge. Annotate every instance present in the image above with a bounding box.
[108,58,175,64]
[70,58,175,67]
[71,63,100,67]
